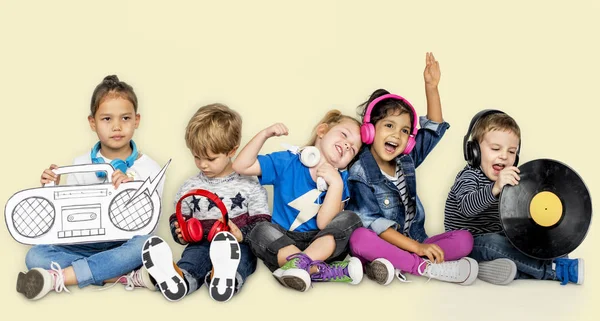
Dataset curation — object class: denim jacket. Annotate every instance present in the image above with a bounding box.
[346,116,450,243]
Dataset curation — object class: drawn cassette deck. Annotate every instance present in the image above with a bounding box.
[5,162,168,245]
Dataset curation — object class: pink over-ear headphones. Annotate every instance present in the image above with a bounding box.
[360,93,419,154]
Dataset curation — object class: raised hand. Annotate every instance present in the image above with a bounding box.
[423,52,441,88]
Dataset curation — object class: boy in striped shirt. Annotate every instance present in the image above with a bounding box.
[444,110,583,286]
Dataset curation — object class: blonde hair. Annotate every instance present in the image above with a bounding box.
[472,112,521,143]
[306,109,361,146]
[185,103,242,158]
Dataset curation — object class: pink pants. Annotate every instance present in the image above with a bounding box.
[349,227,473,275]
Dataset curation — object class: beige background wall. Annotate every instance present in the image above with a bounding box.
[1,1,598,320]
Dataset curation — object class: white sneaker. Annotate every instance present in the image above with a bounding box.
[365,258,394,286]
[16,262,70,300]
[118,268,156,291]
[418,257,478,285]
[209,231,241,302]
[142,236,187,302]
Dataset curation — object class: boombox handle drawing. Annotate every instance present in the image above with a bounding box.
[4,160,170,245]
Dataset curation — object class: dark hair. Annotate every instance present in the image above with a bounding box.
[357,88,414,132]
[90,75,138,117]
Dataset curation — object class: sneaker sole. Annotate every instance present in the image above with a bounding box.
[347,257,364,285]
[209,232,241,302]
[142,236,187,302]
[366,259,394,286]
[16,269,51,300]
[478,258,517,285]
[280,273,310,292]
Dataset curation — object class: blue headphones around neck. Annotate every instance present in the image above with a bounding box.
[90,140,138,178]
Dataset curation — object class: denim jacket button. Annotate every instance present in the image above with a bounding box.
[384,199,390,206]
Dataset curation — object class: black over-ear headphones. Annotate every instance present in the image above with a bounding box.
[463,109,521,168]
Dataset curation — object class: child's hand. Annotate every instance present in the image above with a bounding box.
[316,162,342,188]
[111,170,133,189]
[416,243,445,263]
[423,52,441,88]
[492,166,520,196]
[227,220,243,242]
[40,164,60,186]
[173,221,189,245]
[263,123,289,139]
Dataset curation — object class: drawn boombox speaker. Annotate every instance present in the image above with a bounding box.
[4,161,170,245]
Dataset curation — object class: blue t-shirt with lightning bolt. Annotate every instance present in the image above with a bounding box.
[257,151,350,232]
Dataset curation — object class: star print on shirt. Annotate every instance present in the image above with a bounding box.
[190,195,202,214]
[207,194,225,211]
[230,192,246,210]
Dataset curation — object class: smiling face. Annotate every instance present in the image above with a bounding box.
[88,97,140,158]
[478,129,520,181]
[369,109,412,168]
[315,118,362,169]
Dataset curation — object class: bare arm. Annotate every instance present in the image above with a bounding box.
[314,163,344,229]
[232,123,288,176]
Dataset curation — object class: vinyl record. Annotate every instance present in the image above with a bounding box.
[499,159,592,260]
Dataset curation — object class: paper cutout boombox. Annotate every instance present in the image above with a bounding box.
[4,162,169,245]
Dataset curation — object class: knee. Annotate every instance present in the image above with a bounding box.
[332,211,363,230]
[25,245,51,270]
[455,230,474,257]
[129,234,151,251]
[247,223,279,251]
[349,227,374,254]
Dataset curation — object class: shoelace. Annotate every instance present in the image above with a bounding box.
[98,270,145,291]
[285,253,312,271]
[395,269,411,283]
[50,262,70,294]
[418,260,460,282]
[311,261,348,281]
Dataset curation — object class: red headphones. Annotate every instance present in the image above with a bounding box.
[175,189,230,243]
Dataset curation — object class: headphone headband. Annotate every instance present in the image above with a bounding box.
[176,189,229,223]
[90,140,138,177]
[363,94,418,137]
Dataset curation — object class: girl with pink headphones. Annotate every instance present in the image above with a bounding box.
[346,53,478,286]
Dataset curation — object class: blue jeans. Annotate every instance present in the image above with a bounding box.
[25,235,150,288]
[470,233,556,280]
[177,241,256,295]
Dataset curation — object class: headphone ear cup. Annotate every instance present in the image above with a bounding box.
[299,146,321,168]
[207,221,229,242]
[403,136,416,154]
[111,159,128,173]
[470,142,481,168]
[186,218,204,243]
[360,123,375,144]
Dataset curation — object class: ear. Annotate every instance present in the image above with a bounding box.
[88,115,97,132]
[135,113,141,129]
[227,145,239,158]
[316,123,329,139]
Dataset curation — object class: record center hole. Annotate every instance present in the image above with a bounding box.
[529,191,562,227]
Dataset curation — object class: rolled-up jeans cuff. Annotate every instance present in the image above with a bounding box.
[71,258,96,288]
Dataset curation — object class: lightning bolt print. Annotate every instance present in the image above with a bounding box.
[288,188,322,231]
[125,159,171,207]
